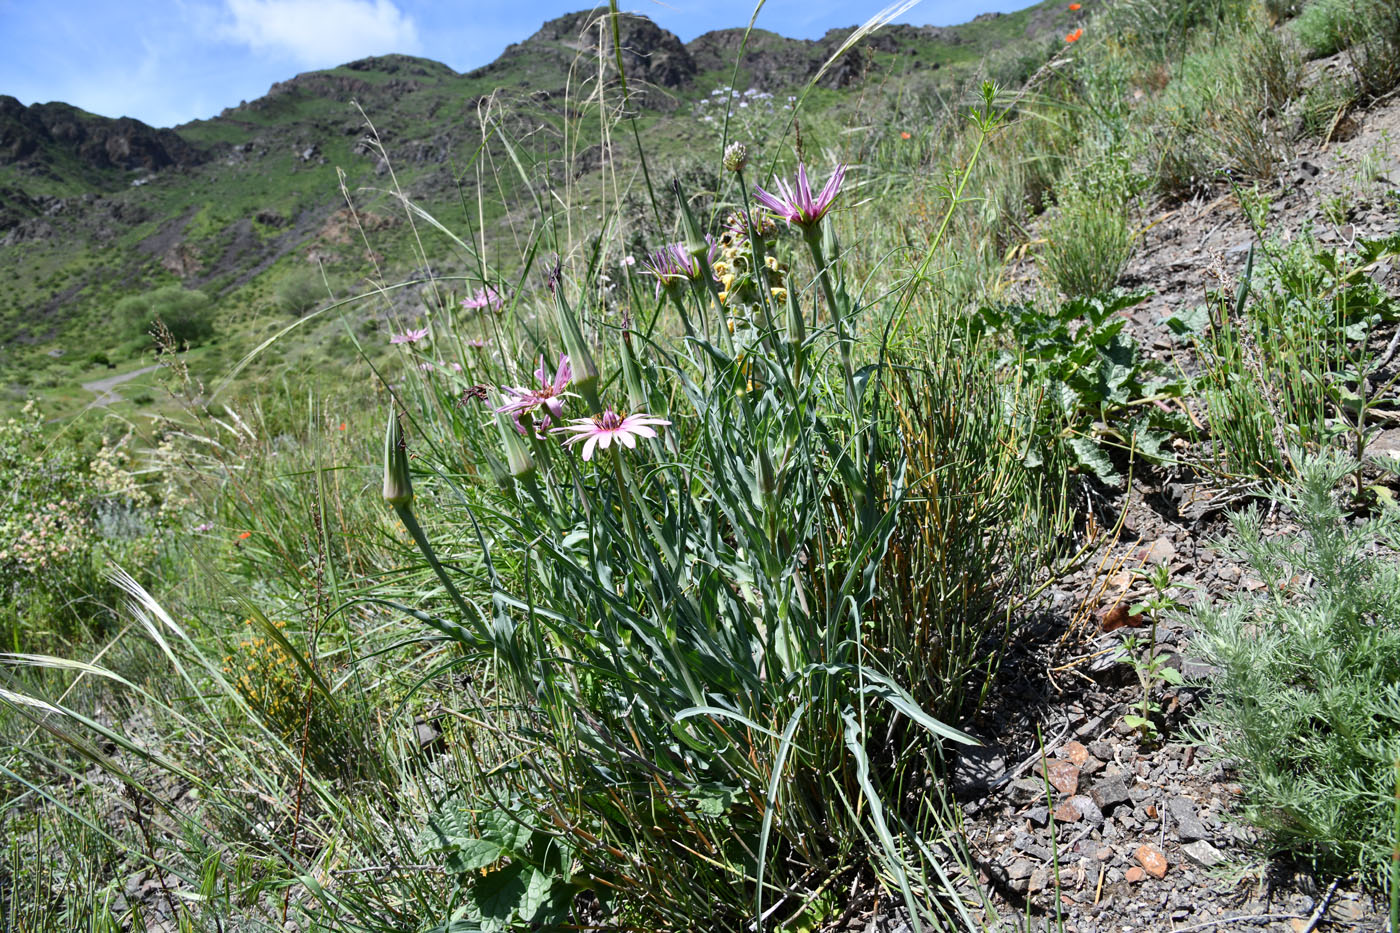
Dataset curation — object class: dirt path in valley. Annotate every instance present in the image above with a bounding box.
[81,364,159,407]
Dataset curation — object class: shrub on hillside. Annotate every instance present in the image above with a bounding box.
[116,285,215,348]
[1189,452,1400,889]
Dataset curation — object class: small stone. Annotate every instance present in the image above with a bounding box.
[1006,858,1035,881]
[1008,777,1047,803]
[1139,535,1175,565]
[1094,847,1114,861]
[1134,844,1168,879]
[1125,866,1147,883]
[1090,774,1132,811]
[1068,794,1103,825]
[1182,840,1224,868]
[1167,796,1209,842]
[1144,804,1159,820]
[952,745,1007,798]
[1025,805,1050,827]
[1028,867,1049,894]
[1043,759,1080,795]
[1080,755,1104,776]
[1052,800,1082,823]
[1014,832,1051,861]
[1061,740,1090,766]
[1087,740,1115,760]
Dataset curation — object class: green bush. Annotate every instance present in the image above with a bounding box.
[0,402,173,649]
[1173,233,1400,479]
[1190,452,1400,889]
[1293,0,1354,57]
[115,285,215,348]
[272,270,328,317]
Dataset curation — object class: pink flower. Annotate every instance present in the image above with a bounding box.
[556,408,670,461]
[461,286,505,311]
[390,327,429,345]
[752,162,848,229]
[496,353,573,433]
[639,238,717,294]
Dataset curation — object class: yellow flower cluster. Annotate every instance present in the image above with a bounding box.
[221,619,304,730]
[714,212,789,318]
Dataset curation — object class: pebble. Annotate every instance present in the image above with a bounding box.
[1182,840,1224,868]
[1133,844,1168,879]
[1061,740,1089,766]
[1044,759,1080,795]
[1125,866,1147,883]
[1090,774,1132,811]
[1167,796,1209,842]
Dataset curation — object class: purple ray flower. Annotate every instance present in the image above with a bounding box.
[639,238,718,294]
[556,408,670,461]
[461,285,505,311]
[752,162,848,229]
[390,326,430,345]
[496,353,573,433]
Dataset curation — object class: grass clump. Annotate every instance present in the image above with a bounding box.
[1178,233,1400,480]
[1189,451,1400,889]
[1039,154,1138,297]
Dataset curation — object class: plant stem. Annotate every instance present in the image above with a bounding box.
[803,228,858,419]
[393,502,475,626]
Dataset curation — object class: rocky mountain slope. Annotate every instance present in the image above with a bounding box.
[0,1,1076,411]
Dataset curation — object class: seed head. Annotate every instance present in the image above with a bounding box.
[723,141,748,173]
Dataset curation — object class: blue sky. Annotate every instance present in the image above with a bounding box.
[0,0,1033,128]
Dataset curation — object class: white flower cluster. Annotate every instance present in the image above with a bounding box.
[692,85,791,125]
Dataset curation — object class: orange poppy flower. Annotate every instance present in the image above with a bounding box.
[1065,28,1083,42]
[238,531,252,540]
[900,131,911,139]
[1069,3,1081,10]
[339,422,347,431]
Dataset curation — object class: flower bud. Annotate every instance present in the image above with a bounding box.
[673,178,710,263]
[382,409,413,508]
[496,413,536,481]
[551,280,600,410]
[755,441,777,497]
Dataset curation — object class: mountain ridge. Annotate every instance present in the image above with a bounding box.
[0,0,1076,409]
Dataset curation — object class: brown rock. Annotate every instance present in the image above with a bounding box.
[1100,602,1145,632]
[1052,800,1082,823]
[1133,844,1168,879]
[1043,759,1080,795]
[1125,866,1147,883]
[1061,740,1089,766]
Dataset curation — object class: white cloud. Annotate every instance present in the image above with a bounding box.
[221,0,420,65]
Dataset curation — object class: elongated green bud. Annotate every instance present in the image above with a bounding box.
[382,409,413,507]
[551,283,600,410]
[673,178,709,262]
[495,413,536,481]
[785,279,805,347]
[620,323,648,414]
[755,441,777,497]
